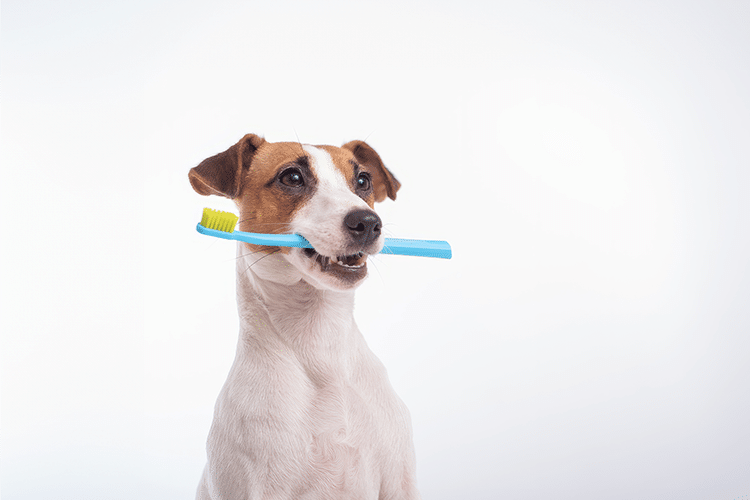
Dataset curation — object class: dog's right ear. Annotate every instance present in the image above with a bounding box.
[189,134,266,199]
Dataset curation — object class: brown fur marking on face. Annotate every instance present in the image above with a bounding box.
[341,140,401,203]
[317,145,376,208]
[236,141,313,255]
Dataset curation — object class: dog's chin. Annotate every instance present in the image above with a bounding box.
[287,247,369,291]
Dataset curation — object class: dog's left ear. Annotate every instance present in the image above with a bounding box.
[342,140,401,202]
[189,134,266,199]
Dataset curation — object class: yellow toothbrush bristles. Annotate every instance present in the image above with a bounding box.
[201,208,239,233]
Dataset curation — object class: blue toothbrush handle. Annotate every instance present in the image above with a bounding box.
[380,237,452,259]
[197,224,313,247]
[196,224,452,259]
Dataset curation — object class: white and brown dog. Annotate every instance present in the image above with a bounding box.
[189,134,421,500]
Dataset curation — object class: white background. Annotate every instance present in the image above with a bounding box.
[2,0,749,498]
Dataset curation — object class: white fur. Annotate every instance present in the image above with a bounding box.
[196,146,420,499]
[292,146,383,255]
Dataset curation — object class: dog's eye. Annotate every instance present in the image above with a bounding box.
[356,172,371,191]
[280,168,304,188]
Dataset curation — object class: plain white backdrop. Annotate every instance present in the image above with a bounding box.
[2,0,749,498]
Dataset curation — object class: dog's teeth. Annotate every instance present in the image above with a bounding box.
[321,254,366,270]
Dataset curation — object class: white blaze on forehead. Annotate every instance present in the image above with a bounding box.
[302,145,350,191]
[302,144,369,210]
[293,145,371,256]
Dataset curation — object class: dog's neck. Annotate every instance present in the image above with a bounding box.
[234,245,360,384]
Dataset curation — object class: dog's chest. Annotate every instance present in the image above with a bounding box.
[215,337,402,495]
[259,370,394,497]
[301,382,382,488]
[218,279,411,497]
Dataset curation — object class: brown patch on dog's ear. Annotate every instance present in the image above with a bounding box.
[189,134,266,199]
[342,140,401,202]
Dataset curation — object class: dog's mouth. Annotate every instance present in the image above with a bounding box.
[302,247,368,276]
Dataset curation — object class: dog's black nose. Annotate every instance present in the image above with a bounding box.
[344,209,382,246]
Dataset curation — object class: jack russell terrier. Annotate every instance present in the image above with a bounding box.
[189,134,421,499]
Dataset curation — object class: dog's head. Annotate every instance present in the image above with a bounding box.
[189,134,400,291]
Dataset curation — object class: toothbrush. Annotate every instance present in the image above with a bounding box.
[196,208,452,259]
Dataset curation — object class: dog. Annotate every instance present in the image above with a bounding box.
[189,134,421,499]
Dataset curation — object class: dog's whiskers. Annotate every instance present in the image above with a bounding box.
[235,247,277,261]
[381,223,398,239]
[291,128,306,156]
[367,254,387,288]
[242,248,280,275]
